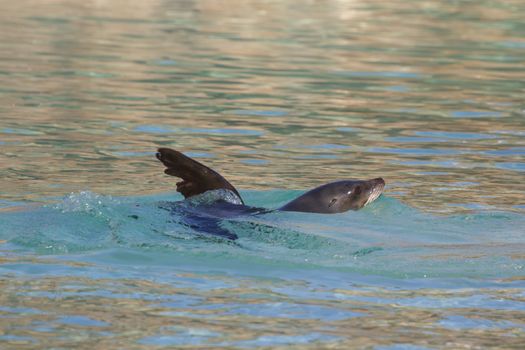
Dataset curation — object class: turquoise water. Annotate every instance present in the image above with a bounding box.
[1,191,524,348]
[1,0,525,348]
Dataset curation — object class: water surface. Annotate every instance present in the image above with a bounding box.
[0,0,524,349]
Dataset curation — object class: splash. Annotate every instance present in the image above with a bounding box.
[52,191,121,217]
[184,189,244,206]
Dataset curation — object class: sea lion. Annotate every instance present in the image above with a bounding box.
[279,178,385,213]
[155,147,243,203]
[156,147,385,215]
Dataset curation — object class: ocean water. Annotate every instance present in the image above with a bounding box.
[1,190,524,349]
[1,0,524,349]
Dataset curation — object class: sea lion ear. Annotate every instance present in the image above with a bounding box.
[156,147,244,204]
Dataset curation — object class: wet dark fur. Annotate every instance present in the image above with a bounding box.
[156,147,385,239]
[156,148,243,203]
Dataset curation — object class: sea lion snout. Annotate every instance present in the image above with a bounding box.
[369,177,386,191]
[362,178,385,207]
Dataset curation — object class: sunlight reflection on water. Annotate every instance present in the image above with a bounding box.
[1,0,524,348]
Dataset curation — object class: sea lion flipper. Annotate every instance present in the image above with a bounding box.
[156,148,243,203]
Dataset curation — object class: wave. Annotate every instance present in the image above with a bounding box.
[1,190,524,279]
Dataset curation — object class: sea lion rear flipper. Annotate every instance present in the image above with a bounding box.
[156,148,243,203]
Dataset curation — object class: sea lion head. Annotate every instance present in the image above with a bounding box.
[330,178,385,211]
[280,178,385,213]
